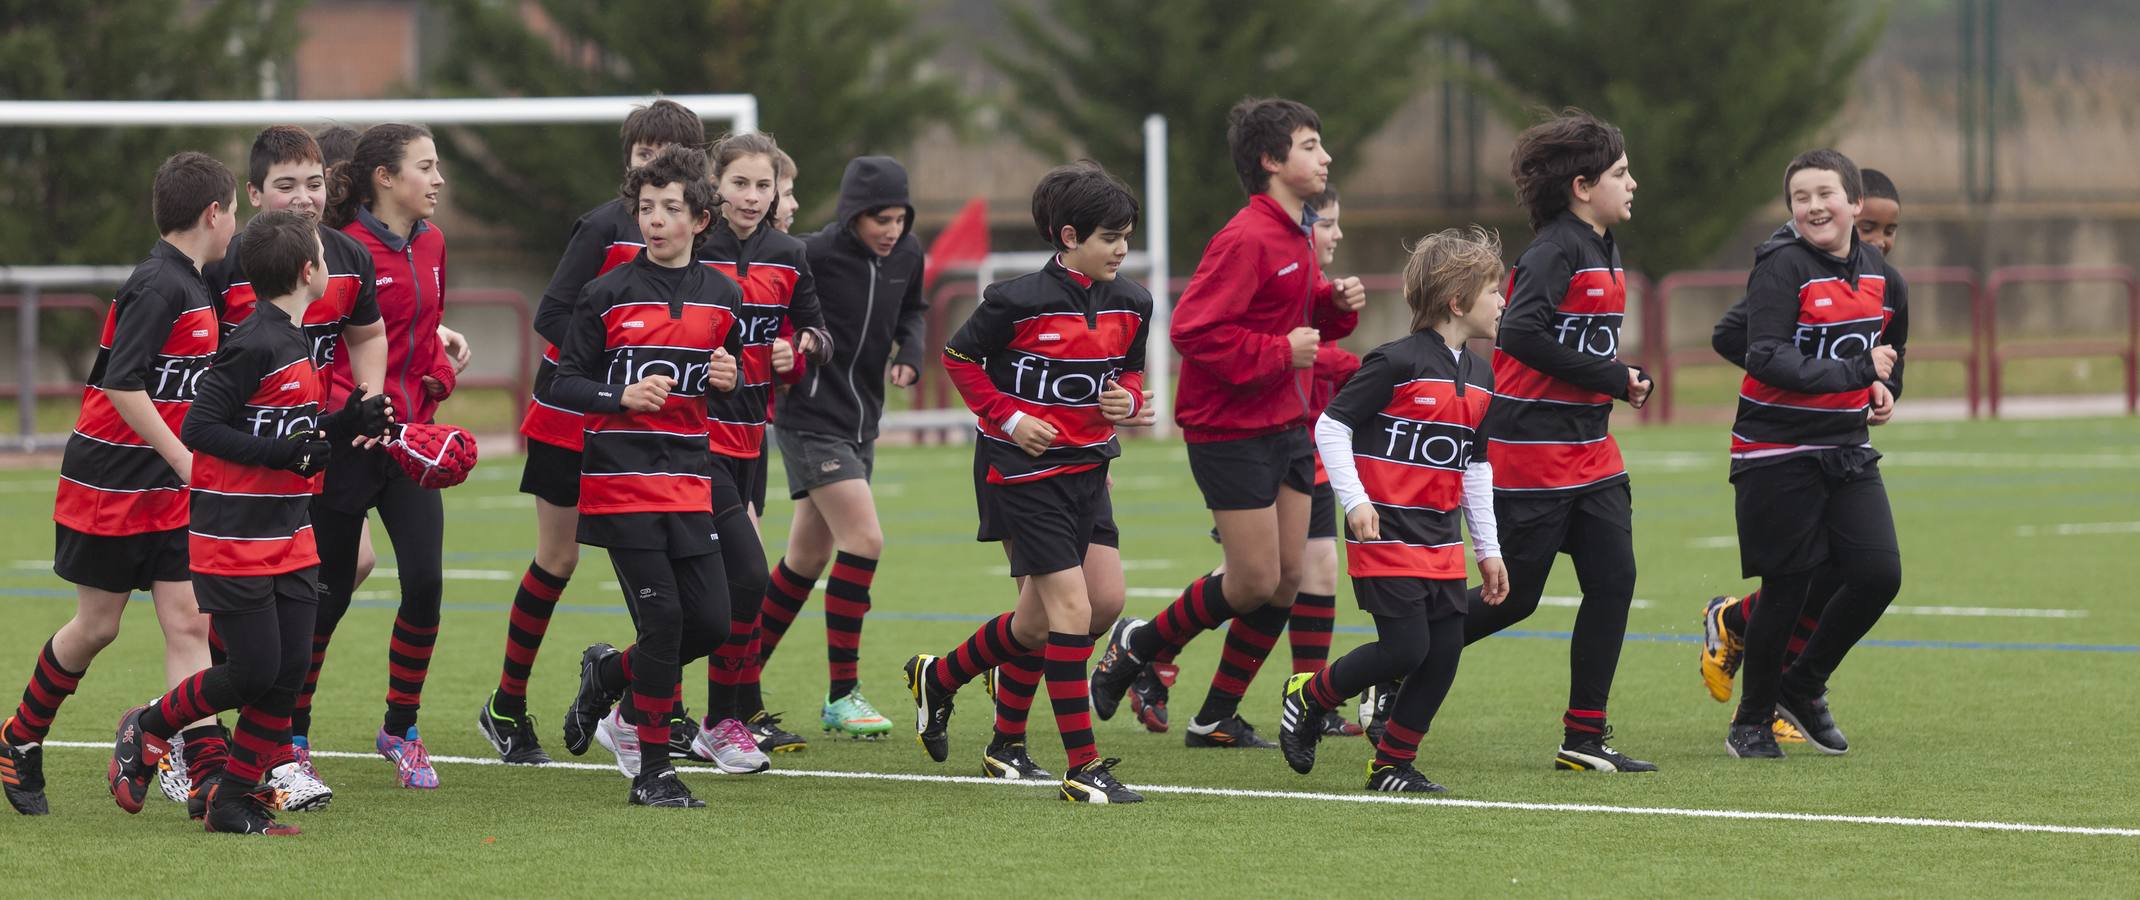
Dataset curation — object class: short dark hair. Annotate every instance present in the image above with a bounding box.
[1031,160,1139,250]
[1227,97,1322,196]
[1510,108,1626,232]
[620,98,707,168]
[324,123,432,229]
[1783,148,1863,209]
[248,126,322,190]
[1306,185,1340,212]
[315,125,359,172]
[1861,168,1900,204]
[239,209,322,300]
[621,144,718,249]
[152,151,236,235]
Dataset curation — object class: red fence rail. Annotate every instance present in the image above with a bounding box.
[1982,266,2139,416]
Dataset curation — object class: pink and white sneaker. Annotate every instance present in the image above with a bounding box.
[375,727,440,789]
[690,718,770,774]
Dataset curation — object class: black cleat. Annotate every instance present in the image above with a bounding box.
[981,740,1052,780]
[1087,618,1149,721]
[563,643,622,756]
[200,773,300,835]
[1365,761,1447,793]
[1278,672,1325,774]
[1185,714,1276,749]
[667,715,697,761]
[746,711,807,753]
[903,655,955,763]
[1726,722,1786,759]
[1776,690,1848,755]
[1321,710,1364,737]
[1128,663,1174,733]
[1556,727,1658,772]
[629,763,705,808]
[477,691,553,765]
[1061,757,1143,804]
[108,706,169,814]
[0,733,48,815]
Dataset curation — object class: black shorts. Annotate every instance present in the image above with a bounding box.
[974,453,1119,550]
[319,443,419,516]
[1186,428,1315,511]
[1352,576,1467,620]
[1309,481,1338,540]
[53,524,188,593]
[977,464,1115,577]
[518,438,582,509]
[192,567,320,615]
[775,428,874,500]
[1732,448,1895,579]
[1494,482,1632,563]
[712,451,769,517]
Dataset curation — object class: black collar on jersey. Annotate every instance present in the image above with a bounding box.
[629,247,699,318]
[150,238,207,278]
[713,219,770,279]
[1411,328,1477,396]
[1550,209,1621,284]
[355,205,430,253]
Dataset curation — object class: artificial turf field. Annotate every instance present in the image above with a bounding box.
[1,416,2136,897]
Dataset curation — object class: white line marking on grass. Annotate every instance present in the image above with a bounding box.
[1127,589,1656,610]
[1623,450,2140,473]
[2016,522,2140,537]
[1688,536,1737,549]
[444,494,534,510]
[12,559,53,570]
[374,567,517,582]
[1886,605,2088,619]
[1003,559,1178,577]
[40,740,2140,837]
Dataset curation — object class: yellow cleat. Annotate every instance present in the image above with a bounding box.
[1771,716,1808,743]
[1700,596,1746,703]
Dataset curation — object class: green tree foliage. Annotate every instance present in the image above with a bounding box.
[985,0,1435,263]
[426,0,963,252]
[1443,0,1888,277]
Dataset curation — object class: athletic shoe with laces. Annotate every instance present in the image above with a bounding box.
[108,705,169,814]
[563,643,623,756]
[820,690,893,738]
[1555,727,1657,772]
[595,708,643,777]
[1701,595,1746,703]
[477,691,553,765]
[1278,672,1325,774]
[746,711,807,753]
[1726,721,1785,758]
[1060,757,1143,804]
[981,740,1053,780]
[667,716,697,761]
[1087,618,1148,721]
[629,762,705,808]
[1321,710,1364,737]
[1362,679,1398,746]
[1776,690,1848,755]
[1185,714,1276,749]
[903,655,955,762]
[1,729,48,815]
[690,717,771,774]
[1128,662,1174,733]
[1771,715,1808,743]
[266,760,334,811]
[157,735,190,803]
[200,773,300,836]
[376,726,441,789]
[1365,761,1447,793]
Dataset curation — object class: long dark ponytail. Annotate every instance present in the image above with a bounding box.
[324,123,432,229]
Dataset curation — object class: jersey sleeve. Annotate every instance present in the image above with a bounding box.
[942,284,1020,429]
[100,273,183,393]
[180,336,290,467]
[534,214,613,349]
[1881,264,1910,398]
[545,283,626,415]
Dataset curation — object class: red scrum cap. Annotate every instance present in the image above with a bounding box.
[387,422,479,489]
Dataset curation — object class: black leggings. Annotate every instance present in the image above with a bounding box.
[1463,505,1637,714]
[712,476,771,655]
[1738,474,1902,725]
[1322,610,1465,741]
[300,472,443,736]
[608,548,732,714]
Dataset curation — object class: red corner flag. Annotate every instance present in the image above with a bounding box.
[923,197,990,294]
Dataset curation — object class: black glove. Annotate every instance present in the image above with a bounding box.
[277,432,334,477]
[323,390,395,445]
[796,326,833,366]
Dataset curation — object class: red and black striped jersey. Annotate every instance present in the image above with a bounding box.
[55,240,219,536]
[205,225,381,370]
[180,300,327,576]
[1322,331,1494,579]
[700,223,826,458]
[1730,232,1909,458]
[545,251,745,531]
[1485,212,1633,495]
[523,198,644,451]
[942,257,1151,484]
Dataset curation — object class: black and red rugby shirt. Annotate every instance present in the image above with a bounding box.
[546,252,744,550]
[523,198,644,452]
[699,221,826,459]
[55,240,219,537]
[205,225,381,371]
[1730,230,1910,460]
[941,257,1151,485]
[1320,331,1494,580]
[180,300,327,577]
[1484,211,1634,496]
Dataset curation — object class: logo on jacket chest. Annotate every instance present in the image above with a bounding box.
[1010,355,1109,405]
[1375,417,1477,470]
[608,346,709,395]
[1551,313,1623,358]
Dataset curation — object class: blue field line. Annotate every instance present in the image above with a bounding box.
[4,588,2134,654]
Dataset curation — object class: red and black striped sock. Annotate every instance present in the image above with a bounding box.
[937,613,1032,690]
[180,722,229,784]
[1133,574,1236,660]
[140,668,242,740]
[4,639,84,746]
[383,614,439,736]
[708,601,765,723]
[823,552,876,701]
[226,704,291,786]
[755,559,817,664]
[289,632,332,739]
[208,627,227,666]
[1288,592,1337,674]
[991,651,1043,743]
[1374,719,1425,768]
[736,625,766,717]
[1563,708,1607,745]
[1043,633,1098,770]
[494,562,568,719]
[1304,665,1347,711]
[1198,602,1290,723]
[1725,590,1758,634]
[630,689,672,768]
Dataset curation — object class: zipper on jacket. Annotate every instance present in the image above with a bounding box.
[402,242,421,415]
[845,257,879,443]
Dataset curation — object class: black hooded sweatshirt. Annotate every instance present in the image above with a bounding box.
[782,156,930,444]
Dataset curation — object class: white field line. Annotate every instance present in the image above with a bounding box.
[1886,605,2088,619]
[39,740,2139,838]
[1125,588,1655,610]
[1688,536,1738,549]
[1622,450,2140,473]
[2016,522,2140,537]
